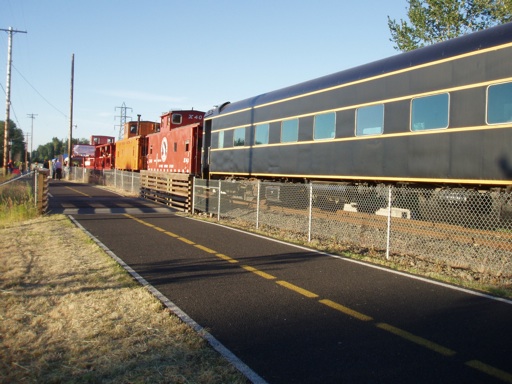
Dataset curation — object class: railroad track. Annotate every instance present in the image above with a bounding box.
[227,197,512,253]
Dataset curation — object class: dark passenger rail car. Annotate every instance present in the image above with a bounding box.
[204,22,512,189]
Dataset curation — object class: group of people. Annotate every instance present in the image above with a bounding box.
[43,158,63,180]
[6,160,27,175]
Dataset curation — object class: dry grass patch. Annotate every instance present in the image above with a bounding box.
[0,215,248,383]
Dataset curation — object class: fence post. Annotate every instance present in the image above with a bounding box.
[386,185,392,260]
[256,180,261,229]
[191,176,196,214]
[34,170,39,209]
[308,183,313,242]
[217,180,222,222]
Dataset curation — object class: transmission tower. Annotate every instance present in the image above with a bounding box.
[115,102,132,140]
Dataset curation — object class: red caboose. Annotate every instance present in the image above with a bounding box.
[146,110,204,175]
[84,142,115,170]
[91,135,116,145]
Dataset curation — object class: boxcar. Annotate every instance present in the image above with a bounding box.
[203,22,512,190]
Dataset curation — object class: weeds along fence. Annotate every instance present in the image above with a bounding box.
[0,170,47,214]
[193,179,512,279]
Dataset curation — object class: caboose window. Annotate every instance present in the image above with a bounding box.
[281,119,299,143]
[255,124,269,145]
[411,93,449,131]
[356,104,384,136]
[314,112,335,140]
[234,127,246,146]
[487,82,512,124]
[172,114,182,124]
[185,140,190,152]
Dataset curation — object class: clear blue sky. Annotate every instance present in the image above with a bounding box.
[1,0,408,150]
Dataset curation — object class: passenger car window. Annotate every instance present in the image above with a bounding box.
[487,82,512,124]
[218,131,224,149]
[281,119,299,143]
[411,93,449,131]
[255,124,269,145]
[314,112,335,140]
[234,127,246,146]
[356,104,384,136]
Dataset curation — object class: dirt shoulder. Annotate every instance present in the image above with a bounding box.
[0,215,248,384]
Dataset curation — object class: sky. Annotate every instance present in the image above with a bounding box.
[1,0,408,151]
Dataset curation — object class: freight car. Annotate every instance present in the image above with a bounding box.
[202,22,512,221]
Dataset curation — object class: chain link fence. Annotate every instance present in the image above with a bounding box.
[67,167,140,195]
[193,179,512,282]
[0,170,49,214]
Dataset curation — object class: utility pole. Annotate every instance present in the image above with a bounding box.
[115,102,132,140]
[25,131,29,167]
[2,27,27,176]
[27,113,37,164]
[67,53,74,179]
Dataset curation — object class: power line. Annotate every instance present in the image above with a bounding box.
[12,64,67,118]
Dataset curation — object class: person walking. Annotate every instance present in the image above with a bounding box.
[54,159,62,180]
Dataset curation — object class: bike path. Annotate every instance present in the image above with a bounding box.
[49,181,512,383]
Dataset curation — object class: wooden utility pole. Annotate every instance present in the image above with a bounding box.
[67,53,74,179]
[2,27,27,176]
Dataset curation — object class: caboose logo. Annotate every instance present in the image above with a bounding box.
[161,137,168,162]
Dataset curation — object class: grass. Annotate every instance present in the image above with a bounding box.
[0,210,248,383]
[0,175,38,224]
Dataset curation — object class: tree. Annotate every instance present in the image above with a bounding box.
[32,137,89,163]
[388,0,512,52]
[0,119,26,166]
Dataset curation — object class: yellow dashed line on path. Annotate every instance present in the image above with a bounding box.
[319,299,373,321]
[242,265,276,280]
[216,253,239,263]
[66,186,91,197]
[465,360,512,383]
[276,280,319,298]
[124,213,512,383]
[376,322,456,357]
[177,237,195,245]
[195,244,217,253]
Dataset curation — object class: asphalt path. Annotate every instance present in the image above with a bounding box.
[49,180,512,384]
